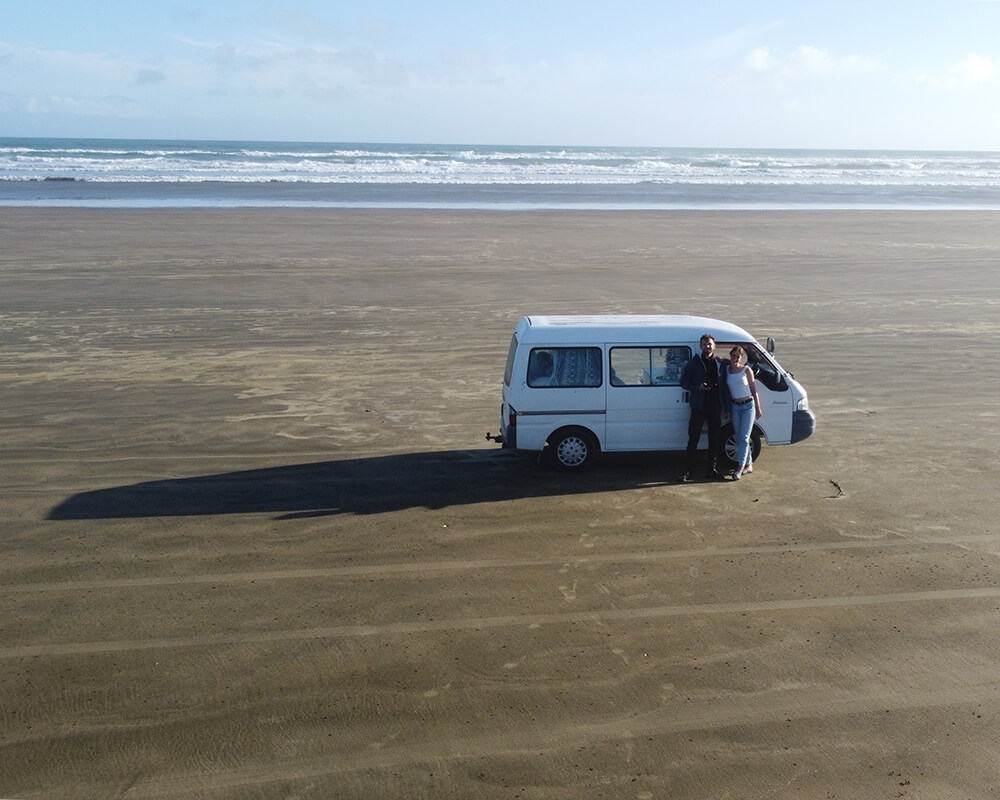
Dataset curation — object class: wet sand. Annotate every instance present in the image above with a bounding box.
[2,208,999,798]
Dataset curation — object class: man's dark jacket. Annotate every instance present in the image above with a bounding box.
[680,355,731,410]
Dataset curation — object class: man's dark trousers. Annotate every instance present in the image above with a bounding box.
[686,394,720,474]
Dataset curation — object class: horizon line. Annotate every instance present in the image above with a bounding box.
[1,136,998,155]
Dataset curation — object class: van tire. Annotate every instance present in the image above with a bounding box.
[720,424,762,468]
[548,427,598,470]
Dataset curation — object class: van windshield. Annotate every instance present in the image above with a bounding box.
[717,342,788,392]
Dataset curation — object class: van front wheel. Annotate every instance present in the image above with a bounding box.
[548,428,598,470]
[720,424,761,468]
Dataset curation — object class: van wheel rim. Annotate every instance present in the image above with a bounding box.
[556,437,588,467]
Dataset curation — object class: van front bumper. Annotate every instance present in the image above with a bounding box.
[791,409,816,443]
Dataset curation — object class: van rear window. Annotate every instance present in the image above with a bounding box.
[503,334,518,386]
[527,347,602,388]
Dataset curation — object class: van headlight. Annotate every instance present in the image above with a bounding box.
[796,396,809,411]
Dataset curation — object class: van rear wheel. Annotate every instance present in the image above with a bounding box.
[720,424,761,468]
[549,428,598,470]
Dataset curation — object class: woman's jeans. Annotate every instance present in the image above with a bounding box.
[731,399,755,470]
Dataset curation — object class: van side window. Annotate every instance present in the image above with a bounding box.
[610,346,691,386]
[527,347,602,388]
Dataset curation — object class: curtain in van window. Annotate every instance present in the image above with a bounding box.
[553,348,602,387]
[528,347,602,387]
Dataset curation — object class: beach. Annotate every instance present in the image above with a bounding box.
[2,208,1000,798]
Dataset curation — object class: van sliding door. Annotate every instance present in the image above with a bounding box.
[605,346,691,452]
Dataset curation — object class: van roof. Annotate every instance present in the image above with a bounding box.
[518,315,753,344]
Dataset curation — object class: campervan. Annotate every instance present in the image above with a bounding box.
[488,315,815,470]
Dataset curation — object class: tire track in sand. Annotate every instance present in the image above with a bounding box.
[3,532,996,594]
[4,586,1000,659]
[89,673,1000,798]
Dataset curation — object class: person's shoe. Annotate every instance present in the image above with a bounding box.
[682,471,694,483]
[731,469,741,480]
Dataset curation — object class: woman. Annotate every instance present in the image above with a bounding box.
[726,345,762,480]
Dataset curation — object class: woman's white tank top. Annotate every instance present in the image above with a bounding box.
[727,366,751,400]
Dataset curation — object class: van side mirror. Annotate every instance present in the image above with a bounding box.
[766,337,776,354]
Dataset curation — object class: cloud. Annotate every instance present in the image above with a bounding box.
[789,45,877,77]
[744,47,775,74]
[136,68,166,86]
[739,45,879,80]
[24,93,144,118]
[917,54,996,90]
[171,34,410,91]
[1,40,147,87]
[954,54,996,83]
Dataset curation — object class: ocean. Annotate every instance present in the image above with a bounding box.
[1,137,999,210]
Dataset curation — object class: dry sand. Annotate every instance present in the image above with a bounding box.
[1,208,999,799]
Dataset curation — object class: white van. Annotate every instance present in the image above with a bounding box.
[488,315,815,470]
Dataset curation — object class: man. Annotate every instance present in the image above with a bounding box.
[680,334,723,481]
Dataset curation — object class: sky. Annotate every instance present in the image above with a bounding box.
[2,1,1000,149]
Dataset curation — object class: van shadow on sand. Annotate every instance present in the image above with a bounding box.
[47,450,682,521]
